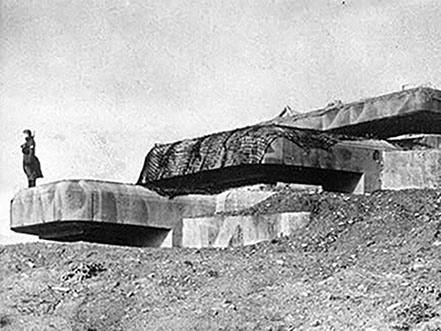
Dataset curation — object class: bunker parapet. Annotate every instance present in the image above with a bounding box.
[10,87,441,247]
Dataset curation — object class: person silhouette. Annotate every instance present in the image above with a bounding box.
[21,129,43,187]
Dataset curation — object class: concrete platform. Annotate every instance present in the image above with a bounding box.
[182,212,310,248]
[10,180,216,247]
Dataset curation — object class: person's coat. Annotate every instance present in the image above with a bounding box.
[21,136,43,180]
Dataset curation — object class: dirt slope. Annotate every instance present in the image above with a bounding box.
[1,189,441,331]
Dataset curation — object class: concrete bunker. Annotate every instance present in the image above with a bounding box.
[10,87,441,247]
[138,125,396,196]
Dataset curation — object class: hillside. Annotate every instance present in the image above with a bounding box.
[1,189,441,330]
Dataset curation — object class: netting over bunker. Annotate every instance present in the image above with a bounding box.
[137,125,393,195]
[138,125,341,182]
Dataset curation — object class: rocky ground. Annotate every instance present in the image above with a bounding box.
[1,189,441,330]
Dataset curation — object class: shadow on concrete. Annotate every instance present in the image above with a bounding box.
[148,164,363,196]
[14,221,171,247]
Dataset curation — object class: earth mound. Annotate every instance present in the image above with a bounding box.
[1,189,441,330]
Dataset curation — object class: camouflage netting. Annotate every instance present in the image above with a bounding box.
[137,124,343,185]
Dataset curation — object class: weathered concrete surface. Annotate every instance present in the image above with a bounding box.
[181,212,310,248]
[215,184,277,214]
[10,180,216,246]
[269,87,441,138]
[380,150,441,190]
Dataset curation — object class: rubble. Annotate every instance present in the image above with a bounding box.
[61,262,106,283]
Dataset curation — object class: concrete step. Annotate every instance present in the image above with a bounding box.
[181,212,310,248]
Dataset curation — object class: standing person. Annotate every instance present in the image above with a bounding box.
[21,129,43,187]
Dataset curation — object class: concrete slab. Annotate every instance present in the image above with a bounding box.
[181,212,310,248]
[10,179,216,246]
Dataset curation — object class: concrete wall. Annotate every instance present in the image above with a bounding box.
[181,212,310,248]
[381,150,441,190]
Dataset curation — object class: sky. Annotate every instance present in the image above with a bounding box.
[1,0,441,242]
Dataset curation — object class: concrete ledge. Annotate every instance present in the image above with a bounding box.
[182,212,310,248]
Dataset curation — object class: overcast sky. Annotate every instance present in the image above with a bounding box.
[1,0,441,241]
